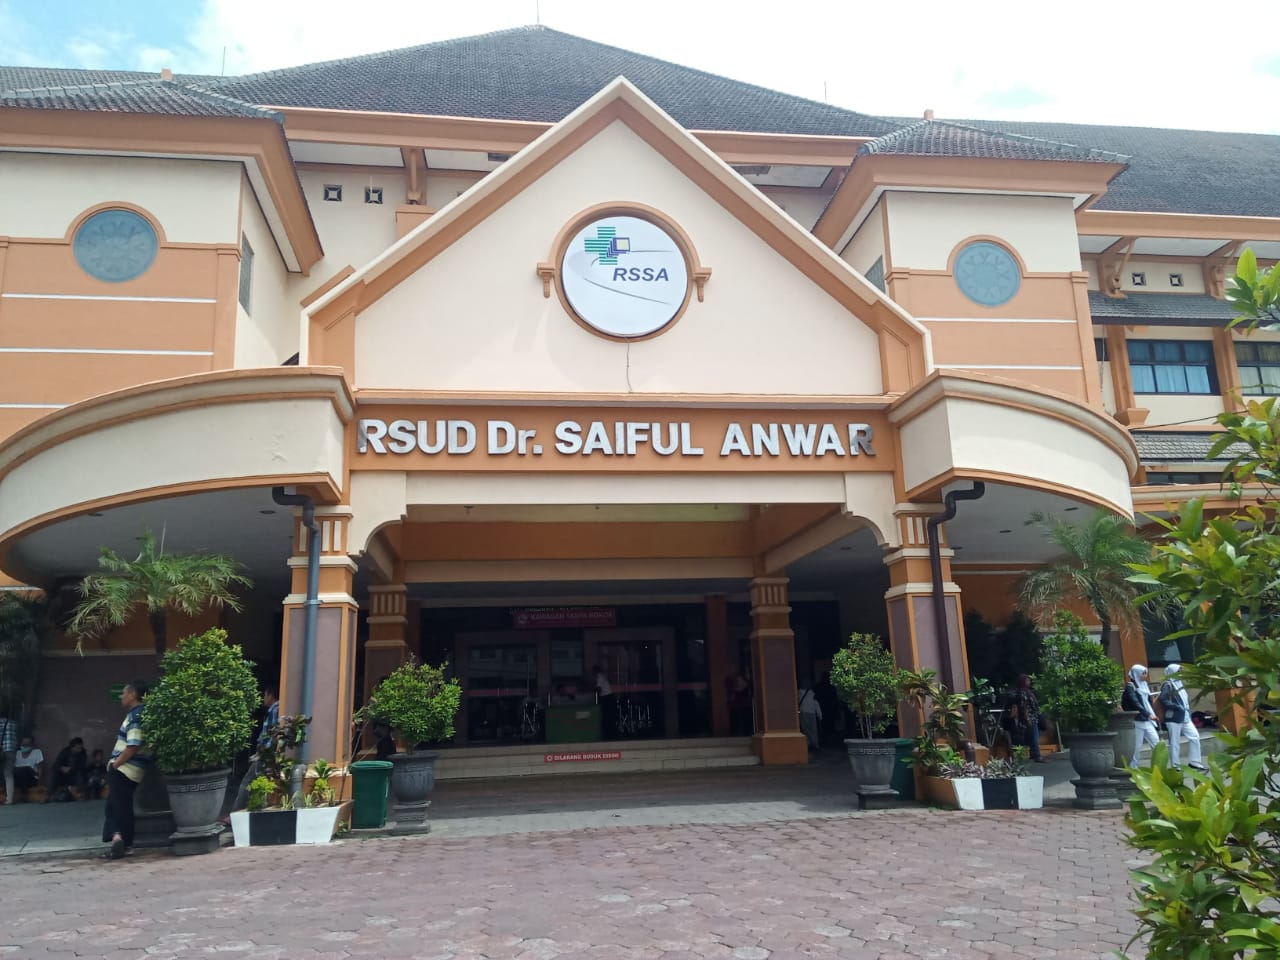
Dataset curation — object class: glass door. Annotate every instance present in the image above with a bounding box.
[458,631,545,743]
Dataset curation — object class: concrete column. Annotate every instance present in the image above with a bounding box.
[883,507,969,737]
[279,506,359,765]
[748,577,808,765]
[705,595,730,737]
[364,584,410,699]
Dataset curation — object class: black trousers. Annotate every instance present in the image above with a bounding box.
[102,769,138,846]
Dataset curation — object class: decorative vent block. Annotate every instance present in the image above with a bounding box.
[1169,273,1184,287]
[1131,271,1147,286]
[364,187,384,205]
[323,184,343,202]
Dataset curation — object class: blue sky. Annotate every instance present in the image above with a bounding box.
[2,0,1278,134]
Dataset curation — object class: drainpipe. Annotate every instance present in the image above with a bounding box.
[273,487,320,761]
[925,482,985,691]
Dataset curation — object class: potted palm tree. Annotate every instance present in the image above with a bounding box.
[1036,611,1125,809]
[358,659,461,833]
[1017,509,1153,655]
[66,529,252,846]
[830,633,902,802]
[143,628,258,851]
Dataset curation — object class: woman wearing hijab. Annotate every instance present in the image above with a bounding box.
[1158,664,1206,771]
[1122,665,1160,766]
[1003,674,1048,763]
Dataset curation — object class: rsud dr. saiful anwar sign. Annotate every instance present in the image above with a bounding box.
[357,416,876,460]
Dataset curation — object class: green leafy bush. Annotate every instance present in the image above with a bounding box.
[1121,388,1280,958]
[360,659,461,749]
[829,632,900,738]
[246,775,272,812]
[143,627,259,773]
[1035,611,1123,733]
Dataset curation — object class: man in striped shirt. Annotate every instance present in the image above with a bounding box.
[102,681,149,860]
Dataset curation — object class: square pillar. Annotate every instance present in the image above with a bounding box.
[280,506,359,765]
[365,584,410,699]
[884,508,970,737]
[748,577,808,765]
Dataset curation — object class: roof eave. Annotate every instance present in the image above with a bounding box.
[0,106,322,273]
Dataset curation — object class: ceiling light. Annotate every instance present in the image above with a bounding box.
[88,512,104,518]
[998,529,1012,534]
[1064,506,1079,512]
[259,509,276,515]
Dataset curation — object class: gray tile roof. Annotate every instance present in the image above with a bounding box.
[1088,291,1239,325]
[0,66,212,92]
[1133,431,1244,463]
[199,26,896,137]
[0,78,281,121]
[858,119,1127,163]
[961,119,1280,219]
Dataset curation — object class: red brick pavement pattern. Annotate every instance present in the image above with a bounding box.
[1,808,1140,960]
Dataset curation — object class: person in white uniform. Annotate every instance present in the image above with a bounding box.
[1122,664,1160,766]
[1158,664,1206,771]
[797,681,823,753]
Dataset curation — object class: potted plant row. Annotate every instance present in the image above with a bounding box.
[230,715,349,846]
[979,748,1043,810]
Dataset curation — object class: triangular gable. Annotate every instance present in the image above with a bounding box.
[305,77,930,395]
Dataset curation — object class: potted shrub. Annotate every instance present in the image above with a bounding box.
[1010,747,1044,809]
[1036,611,1125,809]
[143,627,258,849]
[830,633,902,801]
[229,715,348,846]
[358,659,461,833]
[900,670,980,809]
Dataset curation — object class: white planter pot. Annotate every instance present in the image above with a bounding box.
[1015,775,1044,809]
[951,777,984,810]
[229,810,250,848]
[295,806,342,845]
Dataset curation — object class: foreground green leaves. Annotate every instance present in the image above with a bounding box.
[1124,390,1280,957]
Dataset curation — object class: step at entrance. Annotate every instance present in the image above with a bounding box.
[433,736,759,780]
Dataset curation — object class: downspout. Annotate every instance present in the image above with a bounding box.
[273,487,320,761]
[925,482,985,690]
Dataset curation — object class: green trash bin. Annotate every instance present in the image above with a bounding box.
[350,760,394,829]
[890,738,916,801]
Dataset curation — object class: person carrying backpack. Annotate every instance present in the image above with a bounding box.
[1122,664,1160,767]
[1158,664,1206,771]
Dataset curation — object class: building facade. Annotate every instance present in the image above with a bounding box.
[1,27,1277,765]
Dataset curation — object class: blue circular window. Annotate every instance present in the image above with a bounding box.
[73,209,159,283]
[954,241,1021,307]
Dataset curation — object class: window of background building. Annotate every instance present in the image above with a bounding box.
[238,235,254,313]
[1095,338,1108,361]
[1236,341,1280,395]
[1128,340,1215,394]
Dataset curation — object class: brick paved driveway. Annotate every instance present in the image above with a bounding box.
[2,806,1140,960]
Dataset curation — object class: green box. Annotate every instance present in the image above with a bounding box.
[545,704,601,744]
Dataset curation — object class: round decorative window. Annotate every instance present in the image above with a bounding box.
[73,209,159,283]
[954,241,1021,307]
[560,213,691,339]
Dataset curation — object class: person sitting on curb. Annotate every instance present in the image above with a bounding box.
[1158,664,1207,772]
[48,737,87,802]
[13,736,44,795]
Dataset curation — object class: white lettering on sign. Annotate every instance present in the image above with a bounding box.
[356,419,876,459]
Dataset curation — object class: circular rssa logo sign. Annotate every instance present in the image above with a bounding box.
[560,215,690,338]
